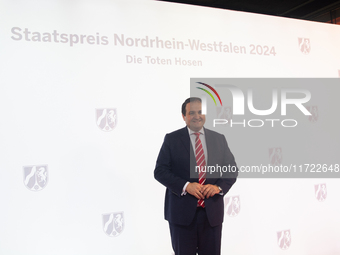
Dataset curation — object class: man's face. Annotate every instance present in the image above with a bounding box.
[182,101,206,132]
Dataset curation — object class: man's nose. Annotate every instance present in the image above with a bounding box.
[193,112,201,118]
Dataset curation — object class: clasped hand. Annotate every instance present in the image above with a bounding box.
[186,182,220,199]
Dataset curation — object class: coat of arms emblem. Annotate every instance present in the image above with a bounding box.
[315,183,327,202]
[298,38,311,54]
[277,229,291,250]
[269,147,282,166]
[96,108,117,131]
[102,212,124,237]
[23,165,48,191]
[306,106,318,122]
[216,106,232,124]
[225,195,240,217]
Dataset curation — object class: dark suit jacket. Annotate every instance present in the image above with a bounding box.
[154,127,237,227]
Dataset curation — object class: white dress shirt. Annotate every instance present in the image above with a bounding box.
[182,127,208,195]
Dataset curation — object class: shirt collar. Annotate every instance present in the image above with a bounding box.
[187,127,205,135]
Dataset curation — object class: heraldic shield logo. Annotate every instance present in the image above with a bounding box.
[224,195,240,217]
[269,147,282,166]
[298,38,311,54]
[96,108,117,132]
[216,106,232,124]
[306,106,318,122]
[315,183,327,202]
[277,229,291,250]
[102,212,124,237]
[23,165,48,191]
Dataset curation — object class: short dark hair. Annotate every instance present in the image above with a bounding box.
[181,97,202,115]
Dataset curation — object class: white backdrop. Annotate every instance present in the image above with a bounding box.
[1,0,340,254]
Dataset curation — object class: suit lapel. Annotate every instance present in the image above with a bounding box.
[204,128,217,184]
[180,127,198,180]
[204,127,212,166]
[180,127,191,156]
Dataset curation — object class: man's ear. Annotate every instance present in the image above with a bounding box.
[182,114,186,121]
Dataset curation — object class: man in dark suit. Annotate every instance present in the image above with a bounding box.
[154,97,238,255]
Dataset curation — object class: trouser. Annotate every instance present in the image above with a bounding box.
[169,207,222,255]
